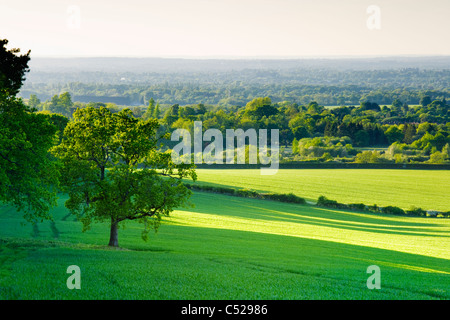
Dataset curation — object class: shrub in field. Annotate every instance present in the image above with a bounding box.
[348,203,366,211]
[317,197,370,211]
[406,207,426,217]
[186,183,306,205]
[294,136,357,159]
[382,206,406,215]
[185,183,236,196]
[317,198,434,218]
[212,186,235,195]
[236,189,260,198]
[441,212,450,218]
[354,150,391,164]
[265,193,306,204]
[317,196,348,209]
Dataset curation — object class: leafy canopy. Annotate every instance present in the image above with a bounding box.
[0,39,59,222]
[52,107,196,245]
[0,94,59,221]
[0,39,30,96]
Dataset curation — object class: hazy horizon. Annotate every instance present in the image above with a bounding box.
[22,54,450,60]
[2,0,449,58]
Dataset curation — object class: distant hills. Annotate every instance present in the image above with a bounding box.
[28,56,450,74]
[21,56,450,106]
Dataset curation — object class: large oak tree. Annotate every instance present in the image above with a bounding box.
[52,107,196,247]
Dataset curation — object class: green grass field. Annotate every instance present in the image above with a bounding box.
[192,169,450,212]
[1,186,449,299]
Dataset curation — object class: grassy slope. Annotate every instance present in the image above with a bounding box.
[1,192,449,300]
[192,169,450,211]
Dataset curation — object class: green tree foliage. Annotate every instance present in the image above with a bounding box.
[153,103,161,118]
[384,126,403,144]
[52,107,196,247]
[292,138,299,154]
[294,136,356,159]
[48,92,73,117]
[0,39,30,96]
[354,130,370,147]
[360,101,381,112]
[59,92,73,110]
[442,143,450,159]
[354,150,384,163]
[402,124,417,144]
[417,122,438,135]
[162,104,180,126]
[428,151,447,164]
[142,98,156,120]
[420,95,432,107]
[383,206,406,215]
[251,104,278,118]
[306,101,325,114]
[391,99,403,110]
[28,94,41,109]
[46,113,69,144]
[0,94,59,222]
[411,131,449,153]
[317,195,346,209]
[143,96,447,163]
[245,97,272,111]
[0,39,59,223]
[324,120,338,137]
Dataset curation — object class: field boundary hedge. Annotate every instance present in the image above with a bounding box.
[184,183,449,218]
[184,183,306,205]
[316,195,450,218]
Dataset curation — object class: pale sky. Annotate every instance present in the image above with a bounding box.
[1,0,449,58]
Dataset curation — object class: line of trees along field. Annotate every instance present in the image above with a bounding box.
[31,91,450,164]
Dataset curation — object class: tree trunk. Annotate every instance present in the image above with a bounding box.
[108,219,119,247]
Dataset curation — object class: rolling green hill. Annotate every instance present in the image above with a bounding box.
[1,191,449,300]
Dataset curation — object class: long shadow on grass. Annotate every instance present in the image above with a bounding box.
[156,223,450,299]
[184,192,450,239]
[185,181,444,226]
[191,169,450,213]
[2,199,448,299]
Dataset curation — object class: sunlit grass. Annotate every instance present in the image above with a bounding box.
[168,197,450,260]
[1,191,449,300]
[192,169,450,211]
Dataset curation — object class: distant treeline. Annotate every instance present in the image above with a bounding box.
[21,67,450,107]
[29,92,450,164]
